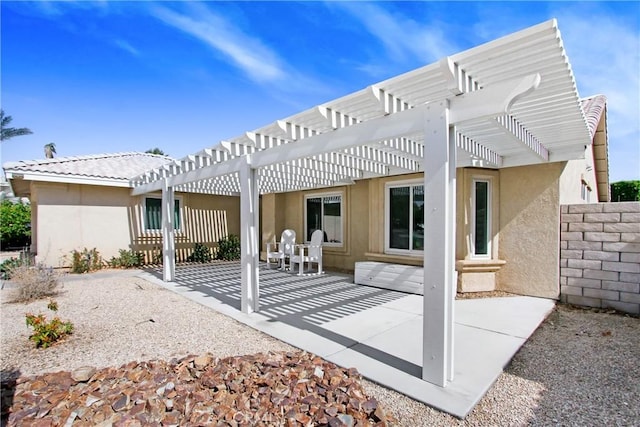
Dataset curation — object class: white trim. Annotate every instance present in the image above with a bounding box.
[4,171,132,188]
[143,194,183,233]
[384,179,425,256]
[471,178,491,258]
[303,191,344,247]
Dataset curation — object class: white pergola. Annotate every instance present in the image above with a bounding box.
[131,20,591,387]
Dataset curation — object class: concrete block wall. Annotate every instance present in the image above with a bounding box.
[560,202,640,315]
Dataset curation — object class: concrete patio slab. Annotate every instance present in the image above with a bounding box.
[139,263,554,418]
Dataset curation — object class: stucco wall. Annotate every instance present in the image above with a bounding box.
[559,154,598,205]
[497,162,565,298]
[32,182,133,267]
[31,182,240,267]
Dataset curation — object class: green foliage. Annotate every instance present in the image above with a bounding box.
[9,263,59,302]
[215,235,241,261]
[25,299,74,348]
[187,242,212,263]
[145,147,167,156]
[70,248,103,274]
[610,180,640,202]
[109,249,145,268]
[1,109,33,141]
[0,200,31,250]
[0,252,34,280]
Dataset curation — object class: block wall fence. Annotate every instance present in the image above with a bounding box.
[560,202,640,315]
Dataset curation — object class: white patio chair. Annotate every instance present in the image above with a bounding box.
[266,229,296,270]
[291,229,324,276]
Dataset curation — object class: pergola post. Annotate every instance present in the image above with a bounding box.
[162,180,176,282]
[422,101,456,386]
[239,156,260,314]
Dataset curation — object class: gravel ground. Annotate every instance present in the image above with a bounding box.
[1,271,639,426]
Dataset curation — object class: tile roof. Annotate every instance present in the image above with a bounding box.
[3,152,173,182]
[581,95,607,140]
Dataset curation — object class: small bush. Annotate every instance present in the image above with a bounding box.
[0,200,31,250]
[109,249,144,268]
[70,248,103,274]
[0,251,34,279]
[216,235,241,261]
[187,242,212,263]
[10,263,59,302]
[25,299,74,348]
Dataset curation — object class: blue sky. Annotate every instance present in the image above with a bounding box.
[1,1,638,182]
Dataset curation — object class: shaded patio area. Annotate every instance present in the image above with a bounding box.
[140,262,554,418]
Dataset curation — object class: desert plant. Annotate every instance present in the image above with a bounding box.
[187,242,212,263]
[216,235,241,261]
[25,299,74,348]
[109,249,144,268]
[70,248,103,273]
[0,251,35,279]
[9,263,59,302]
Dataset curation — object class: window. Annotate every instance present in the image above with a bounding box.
[581,180,592,202]
[472,179,490,257]
[386,182,424,254]
[304,193,342,245]
[144,197,181,231]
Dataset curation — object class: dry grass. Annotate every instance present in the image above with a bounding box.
[7,264,60,303]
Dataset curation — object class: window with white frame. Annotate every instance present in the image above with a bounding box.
[144,196,181,231]
[471,179,490,257]
[304,193,343,245]
[386,182,424,254]
[581,180,592,202]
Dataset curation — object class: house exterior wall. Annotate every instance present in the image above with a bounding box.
[496,162,564,298]
[261,158,596,299]
[31,182,133,267]
[31,181,240,267]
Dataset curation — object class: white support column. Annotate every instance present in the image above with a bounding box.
[239,156,260,314]
[162,180,176,282]
[422,100,455,387]
[447,126,457,382]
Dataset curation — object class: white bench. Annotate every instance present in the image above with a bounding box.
[354,261,424,295]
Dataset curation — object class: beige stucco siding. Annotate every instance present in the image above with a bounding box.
[559,148,598,205]
[31,182,132,267]
[31,181,240,267]
[497,163,564,298]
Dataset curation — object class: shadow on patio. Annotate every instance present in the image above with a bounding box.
[141,261,554,418]
[145,261,421,377]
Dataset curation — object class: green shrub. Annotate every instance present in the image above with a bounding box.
[70,248,103,274]
[109,249,144,268]
[610,180,640,202]
[9,263,59,302]
[187,242,212,263]
[0,200,31,250]
[0,253,34,280]
[25,299,74,348]
[216,235,241,261]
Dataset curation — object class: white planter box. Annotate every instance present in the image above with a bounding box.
[354,261,424,295]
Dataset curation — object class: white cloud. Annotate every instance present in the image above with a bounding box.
[331,3,458,64]
[151,3,286,83]
[113,39,139,57]
[555,9,640,180]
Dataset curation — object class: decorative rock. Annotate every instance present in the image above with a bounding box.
[5,351,395,426]
[71,366,96,383]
